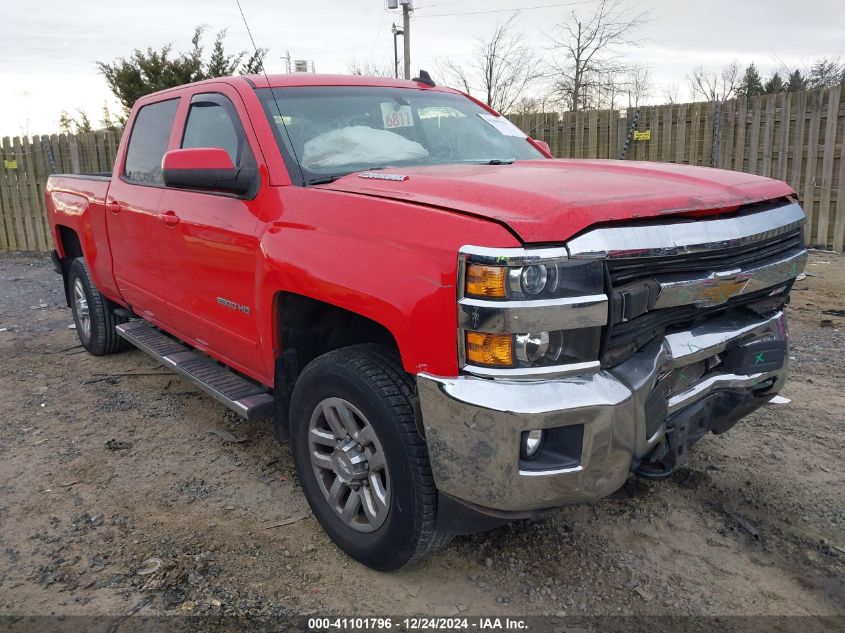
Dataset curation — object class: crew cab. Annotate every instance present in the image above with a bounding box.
[47,73,806,571]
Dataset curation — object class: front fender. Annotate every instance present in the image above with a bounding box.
[256,187,520,379]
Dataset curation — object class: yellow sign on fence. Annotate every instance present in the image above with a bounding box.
[3,159,17,169]
[633,130,651,141]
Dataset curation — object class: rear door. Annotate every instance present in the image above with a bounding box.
[157,88,266,380]
[107,98,180,324]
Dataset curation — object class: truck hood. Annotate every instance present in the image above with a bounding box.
[320,159,794,244]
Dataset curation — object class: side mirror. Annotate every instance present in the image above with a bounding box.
[162,148,256,196]
[531,139,552,156]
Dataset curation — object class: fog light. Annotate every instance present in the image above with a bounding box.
[521,429,544,458]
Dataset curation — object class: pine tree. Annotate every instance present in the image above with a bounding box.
[763,72,784,94]
[202,30,244,79]
[739,63,764,98]
[97,26,269,123]
[786,69,806,92]
[241,48,267,75]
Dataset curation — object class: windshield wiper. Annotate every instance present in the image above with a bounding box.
[307,175,342,185]
[307,167,387,186]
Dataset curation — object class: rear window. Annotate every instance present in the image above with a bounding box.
[124,99,179,184]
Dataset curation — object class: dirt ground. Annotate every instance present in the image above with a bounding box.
[0,251,843,620]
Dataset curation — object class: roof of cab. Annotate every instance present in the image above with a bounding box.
[138,73,455,101]
[246,73,454,91]
[131,73,470,117]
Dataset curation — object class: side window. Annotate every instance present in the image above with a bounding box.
[181,98,254,167]
[123,99,179,184]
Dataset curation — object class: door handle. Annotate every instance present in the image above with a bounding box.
[106,201,122,214]
[161,211,180,227]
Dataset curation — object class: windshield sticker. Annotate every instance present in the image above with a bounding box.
[381,102,414,129]
[478,113,526,138]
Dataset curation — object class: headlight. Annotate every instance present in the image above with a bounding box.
[515,331,551,362]
[464,259,603,301]
[458,245,609,378]
[464,327,602,369]
[514,265,553,296]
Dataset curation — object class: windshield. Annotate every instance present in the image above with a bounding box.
[255,86,544,184]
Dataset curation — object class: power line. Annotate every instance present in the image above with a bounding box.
[369,8,387,59]
[415,0,601,18]
[413,0,466,10]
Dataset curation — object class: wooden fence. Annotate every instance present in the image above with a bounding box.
[1,86,844,252]
[0,130,121,252]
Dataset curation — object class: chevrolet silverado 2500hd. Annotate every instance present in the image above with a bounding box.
[47,73,806,571]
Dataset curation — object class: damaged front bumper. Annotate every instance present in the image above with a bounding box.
[417,310,789,513]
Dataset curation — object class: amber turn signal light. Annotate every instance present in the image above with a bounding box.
[465,264,507,298]
[465,331,513,366]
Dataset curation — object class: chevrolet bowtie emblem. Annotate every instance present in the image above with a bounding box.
[699,271,751,304]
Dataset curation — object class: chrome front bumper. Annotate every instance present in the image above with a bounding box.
[417,310,789,512]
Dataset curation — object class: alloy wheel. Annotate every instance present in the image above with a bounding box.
[307,397,390,533]
[73,278,91,341]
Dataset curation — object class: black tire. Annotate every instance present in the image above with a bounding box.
[290,344,450,570]
[67,258,128,356]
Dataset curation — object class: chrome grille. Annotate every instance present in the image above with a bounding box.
[566,201,808,368]
[606,227,803,286]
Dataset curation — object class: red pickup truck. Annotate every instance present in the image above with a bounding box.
[47,73,806,571]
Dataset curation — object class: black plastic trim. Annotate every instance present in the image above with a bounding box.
[435,492,535,535]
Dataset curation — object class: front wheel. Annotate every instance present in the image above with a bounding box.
[67,258,127,356]
[290,344,449,570]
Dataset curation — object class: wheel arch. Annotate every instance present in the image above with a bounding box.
[272,291,408,441]
[55,224,84,306]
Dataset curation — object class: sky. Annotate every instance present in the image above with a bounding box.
[0,0,842,136]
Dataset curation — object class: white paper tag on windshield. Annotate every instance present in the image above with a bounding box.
[381,102,414,129]
[478,113,526,137]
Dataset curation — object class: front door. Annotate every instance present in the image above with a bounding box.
[157,89,265,380]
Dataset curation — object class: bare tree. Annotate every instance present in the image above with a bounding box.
[440,14,544,114]
[347,58,394,78]
[547,0,648,112]
[583,68,625,110]
[806,56,845,89]
[625,63,651,107]
[662,82,680,105]
[511,96,544,116]
[687,61,741,102]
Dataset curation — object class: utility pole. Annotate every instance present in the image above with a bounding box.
[401,0,411,79]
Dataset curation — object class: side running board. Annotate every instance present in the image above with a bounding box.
[116,321,274,421]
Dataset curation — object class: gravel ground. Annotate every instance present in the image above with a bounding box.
[0,251,843,620]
